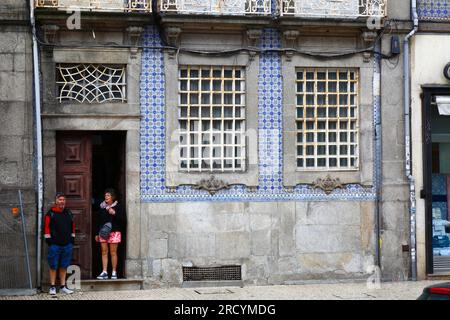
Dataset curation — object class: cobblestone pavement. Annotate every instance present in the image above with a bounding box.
[0,280,445,300]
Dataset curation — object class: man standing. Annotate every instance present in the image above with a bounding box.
[44,192,75,295]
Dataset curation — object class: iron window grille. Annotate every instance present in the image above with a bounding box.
[178,66,246,172]
[295,68,359,170]
[56,64,127,103]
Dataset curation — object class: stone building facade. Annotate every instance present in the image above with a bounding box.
[0,0,423,289]
[0,1,36,289]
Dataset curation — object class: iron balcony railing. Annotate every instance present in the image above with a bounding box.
[34,0,152,12]
[279,0,387,18]
[35,0,387,17]
[160,0,272,15]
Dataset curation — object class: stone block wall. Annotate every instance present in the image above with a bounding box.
[0,3,36,289]
[139,201,375,287]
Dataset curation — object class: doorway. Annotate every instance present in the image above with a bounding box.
[91,131,126,279]
[422,87,450,274]
[56,131,126,279]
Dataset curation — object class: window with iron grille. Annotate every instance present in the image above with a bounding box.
[56,64,126,103]
[296,68,359,170]
[178,66,246,172]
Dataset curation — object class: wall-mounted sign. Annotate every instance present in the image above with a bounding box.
[445,63,450,80]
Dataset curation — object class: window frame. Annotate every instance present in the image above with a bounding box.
[294,67,360,171]
[177,65,247,173]
[44,49,138,115]
[164,52,259,188]
[282,54,374,187]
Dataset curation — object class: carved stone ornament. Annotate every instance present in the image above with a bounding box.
[193,175,230,195]
[312,175,343,195]
[361,31,377,63]
[247,29,262,47]
[42,25,60,44]
[126,26,144,47]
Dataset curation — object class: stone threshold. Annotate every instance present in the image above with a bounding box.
[41,278,145,292]
[81,278,144,291]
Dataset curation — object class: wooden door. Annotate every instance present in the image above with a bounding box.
[56,132,92,279]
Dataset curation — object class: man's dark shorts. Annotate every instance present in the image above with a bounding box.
[47,243,73,270]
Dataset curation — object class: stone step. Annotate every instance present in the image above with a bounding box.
[80,279,144,291]
[427,273,450,281]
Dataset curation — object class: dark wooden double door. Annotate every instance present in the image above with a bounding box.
[56,131,125,279]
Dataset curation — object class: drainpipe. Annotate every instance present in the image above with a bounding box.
[374,38,382,271]
[404,0,419,281]
[29,0,44,289]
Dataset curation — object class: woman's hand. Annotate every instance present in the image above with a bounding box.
[108,208,116,215]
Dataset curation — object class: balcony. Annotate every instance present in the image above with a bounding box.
[279,0,387,18]
[160,0,272,15]
[34,0,152,12]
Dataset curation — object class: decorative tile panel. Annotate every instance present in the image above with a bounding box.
[418,0,450,20]
[140,26,376,202]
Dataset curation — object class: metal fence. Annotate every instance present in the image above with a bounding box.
[0,190,34,290]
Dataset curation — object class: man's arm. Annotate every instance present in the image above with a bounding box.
[44,212,52,245]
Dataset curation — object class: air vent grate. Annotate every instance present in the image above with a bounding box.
[183,265,241,281]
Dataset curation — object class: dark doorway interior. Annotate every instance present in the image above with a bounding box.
[91,131,126,279]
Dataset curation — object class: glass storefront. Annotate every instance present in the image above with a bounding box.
[430,95,450,272]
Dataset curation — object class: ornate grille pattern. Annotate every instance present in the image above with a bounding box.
[35,0,152,12]
[56,64,126,103]
[296,68,359,170]
[279,0,387,17]
[160,0,271,14]
[179,66,246,172]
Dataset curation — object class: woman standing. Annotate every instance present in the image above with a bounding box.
[96,188,126,280]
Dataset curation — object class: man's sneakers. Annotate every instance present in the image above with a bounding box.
[97,271,108,280]
[111,271,117,280]
[49,285,73,295]
[60,285,74,294]
[49,286,56,295]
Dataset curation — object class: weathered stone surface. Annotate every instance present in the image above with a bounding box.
[175,209,215,233]
[0,161,18,185]
[143,203,176,216]
[148,239,168,259]
[0,32,26,53]
[161,258,183,285]
[216,231,250,260]
[251,229,271,256]
[297,253,364,274]
[125,259,142,279]
[295,225,361,253]
[168,233,215,258]
[381,201,409,231]
[0,136,24,161]
[277,257,301,275]
[0,54,13,71]
[0,72,26,101]
[214,212,249,232]
[297,202,361,226]
[250,212,272,231]
[360,202,375,252]
[148,214,177,234]
[244,256,273,285]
